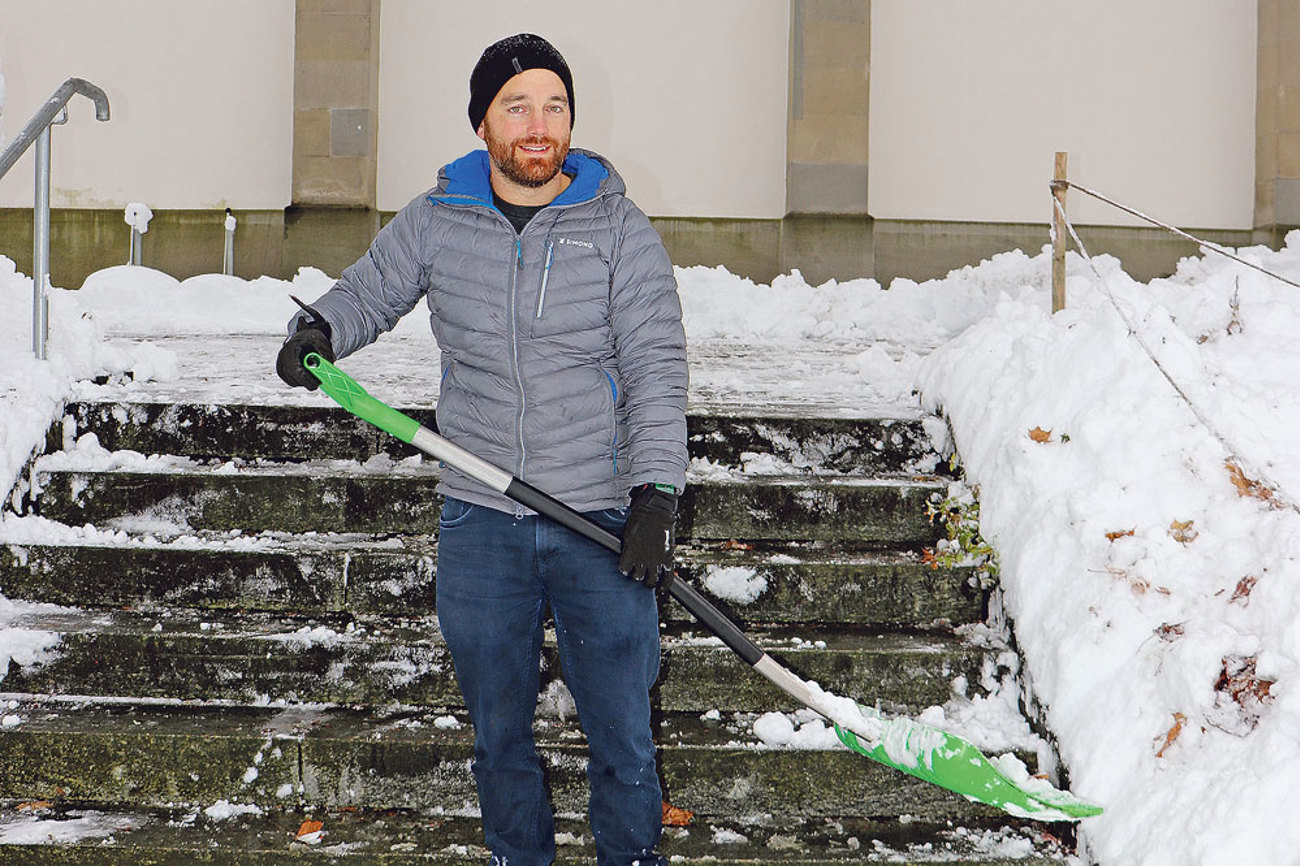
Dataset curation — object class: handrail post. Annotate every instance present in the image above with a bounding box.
[0,78,111,359]
[1051,151,1068,314]
[33,125,53,359]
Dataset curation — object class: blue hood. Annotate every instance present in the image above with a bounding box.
[431,148,614,209]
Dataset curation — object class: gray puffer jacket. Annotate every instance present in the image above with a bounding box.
[291,147,688,514]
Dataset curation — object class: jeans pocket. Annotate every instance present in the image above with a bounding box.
[587,506,629,534]
[438,497,476,529]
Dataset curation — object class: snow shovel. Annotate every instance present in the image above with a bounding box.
[301,351,1102,821]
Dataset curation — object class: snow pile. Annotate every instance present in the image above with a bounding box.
[0,256,168,501]
[76,265,337,336]
[0,220,1298,861]
[201,800,262,821]
[0,810,141,845]
[917,233,1300,865]
[0,596,65,685]
[677,255,1043,346]
[701,565,767,604]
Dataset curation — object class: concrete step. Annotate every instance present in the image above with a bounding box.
[31,464,944,545]
[0,802,1069,864]
[58,402,945,476]
[0,701,1027,824]
[0,536,983,627]
[0,608,986,714]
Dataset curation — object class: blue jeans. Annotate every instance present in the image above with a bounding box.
[435,497,665,866]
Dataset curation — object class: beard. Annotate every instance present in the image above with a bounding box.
[483,123,570,189]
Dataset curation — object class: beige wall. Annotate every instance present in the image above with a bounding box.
[375,0,792,218]
[869,1,1258,229]
[0,0,294,210]
[0,2,1265,230]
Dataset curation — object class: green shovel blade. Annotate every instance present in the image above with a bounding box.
[303,353,420,444]
[834,707,1102,821]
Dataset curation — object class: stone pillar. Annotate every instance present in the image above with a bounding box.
[786,0,871,214]
[293,0,381,207]
[1256,0,1300,232]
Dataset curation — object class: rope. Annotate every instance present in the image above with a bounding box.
[1060,180,1300,291]
[1052,195,1300,517]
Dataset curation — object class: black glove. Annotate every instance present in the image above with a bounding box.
[276,296,334,390]
[618,483,678,589]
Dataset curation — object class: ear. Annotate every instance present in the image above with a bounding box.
[476,121,487,142]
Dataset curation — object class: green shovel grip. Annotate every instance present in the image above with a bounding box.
[303,352,420,444]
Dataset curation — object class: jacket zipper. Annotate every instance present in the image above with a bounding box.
[535,240,554,319]
[606,371,619,461]
[510,237,527,478]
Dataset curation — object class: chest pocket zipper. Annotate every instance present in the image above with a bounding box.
[535,240,554,320]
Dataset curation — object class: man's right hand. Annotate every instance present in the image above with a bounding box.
[277,296,336,390]
[276,326,333,389]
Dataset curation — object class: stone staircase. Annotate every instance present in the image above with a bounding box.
[0,398,1072,863]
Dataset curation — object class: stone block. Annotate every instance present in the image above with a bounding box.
[294,59,374,110]
[295,10,373,63]
[799,65,870,118]
[789,114,869,164]
[294,154,375,206]
[803,0,869,25]
[330,107,373,158]
[1275,177,1300,224]
[1281,84,1300,133]
[294,108,332,159]
[1277,131,1300,178]
[802,18,871,68]
[786,163,869,214]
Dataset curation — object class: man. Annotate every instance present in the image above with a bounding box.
[276,33,688,866]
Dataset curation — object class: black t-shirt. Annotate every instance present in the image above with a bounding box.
[494,193,545,234]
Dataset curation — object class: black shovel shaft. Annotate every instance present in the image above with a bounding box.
[505,477,765,666]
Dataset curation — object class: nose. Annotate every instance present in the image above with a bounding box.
[525,108,548,136]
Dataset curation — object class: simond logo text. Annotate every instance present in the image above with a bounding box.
[557,237,595,250]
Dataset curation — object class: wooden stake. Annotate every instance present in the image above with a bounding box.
[1051,152,1068,313]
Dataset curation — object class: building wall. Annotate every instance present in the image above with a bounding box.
[0,0,1278,289]
[1256,0,1300,229]
[0,0,294,210]
[293,0,381,207]
[375,0,791,217]
[868,1,1258,229]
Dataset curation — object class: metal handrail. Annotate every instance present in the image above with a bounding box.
[0,78,111,359]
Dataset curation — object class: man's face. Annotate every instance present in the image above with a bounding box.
[477,68,571,189]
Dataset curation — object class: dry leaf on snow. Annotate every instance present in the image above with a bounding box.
[1105,529,1135,542]
[1216,656,1274,708]
[1168,520,1198,544]
[1208,655,1276,735]
[1028,427,1053,443]
[1155,712,1186,758]
[1228,575,1258,605]
[1225,461,1275,503]
[1155,622,1185,641]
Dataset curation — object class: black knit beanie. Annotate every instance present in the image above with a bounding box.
[468,34,575,132]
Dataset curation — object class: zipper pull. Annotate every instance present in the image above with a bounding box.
[516,238,523,270]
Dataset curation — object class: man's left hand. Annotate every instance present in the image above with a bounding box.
[618,484,677,589]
